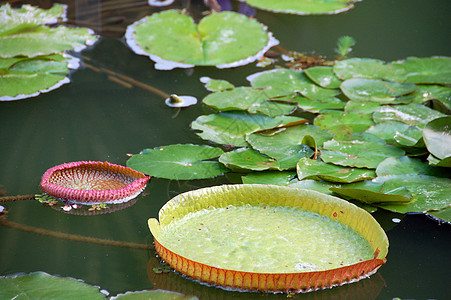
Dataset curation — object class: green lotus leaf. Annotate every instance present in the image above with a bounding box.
[202,86,296,117]
[0,272,105,299]
[321,140,405,169]
[248,68,340,100]
[241,171,297,185]
[393,126,424,148]
[304,66,342,89]
[126,144,228,180]
[373,175,451,213]
[0,54,78,101]
[376,156,448,177]
[340,78,417,103]
[297,157,376,183]
[330,181,412,204]
[372,103,446,128]
[427,207,451,224]
[246,124,333,170]
[365,121,410,144]
[423,116,451,160]
[393,56,451,84]
[427,155,451,167]
[314,110,374,136]
[219,147,280,171]
[291,95,346,113]
[200,77,234,92]
[244,0,358,15]
[112,290,198,300]
[333,58,407,82]
[345,101,381,114]
[191,111,304,147]
[125,10,277,70]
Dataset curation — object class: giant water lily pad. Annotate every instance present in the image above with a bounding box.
[333,58,407,82]
[393,56,451,84]
[125,10,278,70]
[340,78,417,103]
[244,0,359,15]
[321,140,405,168]
[127,144,228,180]
[191,111,304,147]
[0,4,97,58]
[0,54,79,101]
[0,272,105,299]
[297,157,376,183]
[149,184,388,293]
[248,69,340,100]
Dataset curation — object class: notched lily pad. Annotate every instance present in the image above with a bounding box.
[333,58,407,82]
[126,144,228,180]
[244,0,360,15]
[304,66,342,89]
[340,78,417,103]
[314,110,374,136]
[297,157,376,183]
[200,76,234,92]
[393,56,451,84]
[219,148,280,171]
[125,10,278,70]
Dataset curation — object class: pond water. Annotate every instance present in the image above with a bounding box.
[0,0,450,299]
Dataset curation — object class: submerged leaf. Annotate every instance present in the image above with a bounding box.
[126,144,228,180]
[125,10,278,70]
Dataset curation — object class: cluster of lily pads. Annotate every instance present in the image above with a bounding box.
[0,4,97,101]
[127,56,451,222]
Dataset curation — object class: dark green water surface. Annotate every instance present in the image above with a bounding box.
[0,0,450,299]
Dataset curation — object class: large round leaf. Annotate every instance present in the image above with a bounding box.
[423,116,451,160]
[321,140,405,169]
[191,111,304,147]
[340,78,417,103]
[304,66,342,89]
[125,10,278,70]
[292,95,346,113]
[246,124,332,170]
[244,0,359,15]
[219,147,280,171]
[297,157,376,183]
[333,58,407,82]
[372,103,446,128]
[393,56,451,84]
[0,54,79,101]
[126,144,228,180]
[314,110,374,136]
[0,272,105,299]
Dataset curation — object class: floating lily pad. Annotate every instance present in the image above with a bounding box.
[0,4,97,58]
[397,85,451,108]
[297,157,376,183]
[0,54,79,101]
[372,103,446,128]
[427,207,451,224]
[149,184,388,293]
[422,116,451,160]
[248,69,340,100]
[191,111,304,147]
[202,86,296,117]
[246,124,333,170]
[365,121,410,144]
[314,110,374,136]
[345,101,381,114]
[200,76,234,92]
[304,66,342,89]
[219,148,280,171]
[241,171,297,185]
[393,56,451,84]
[333,58,407,82]
[126,144,228,180]
[125,10,278,70]
[291,95,346,113]
[427,155,451,167]
[340,78,417,103]
[376,156,448,177]
[288,179,340,195]
[244,0,359,15]
[393,126,424,148]
[0,272,105,299]
[321,140,405,169]
[112,290,198,300]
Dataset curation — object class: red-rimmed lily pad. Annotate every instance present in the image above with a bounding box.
[125,10,278,70]
[149,184,388,293]
[40,161,150,205]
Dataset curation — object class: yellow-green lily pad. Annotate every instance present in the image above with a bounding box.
[244,0,360,15]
